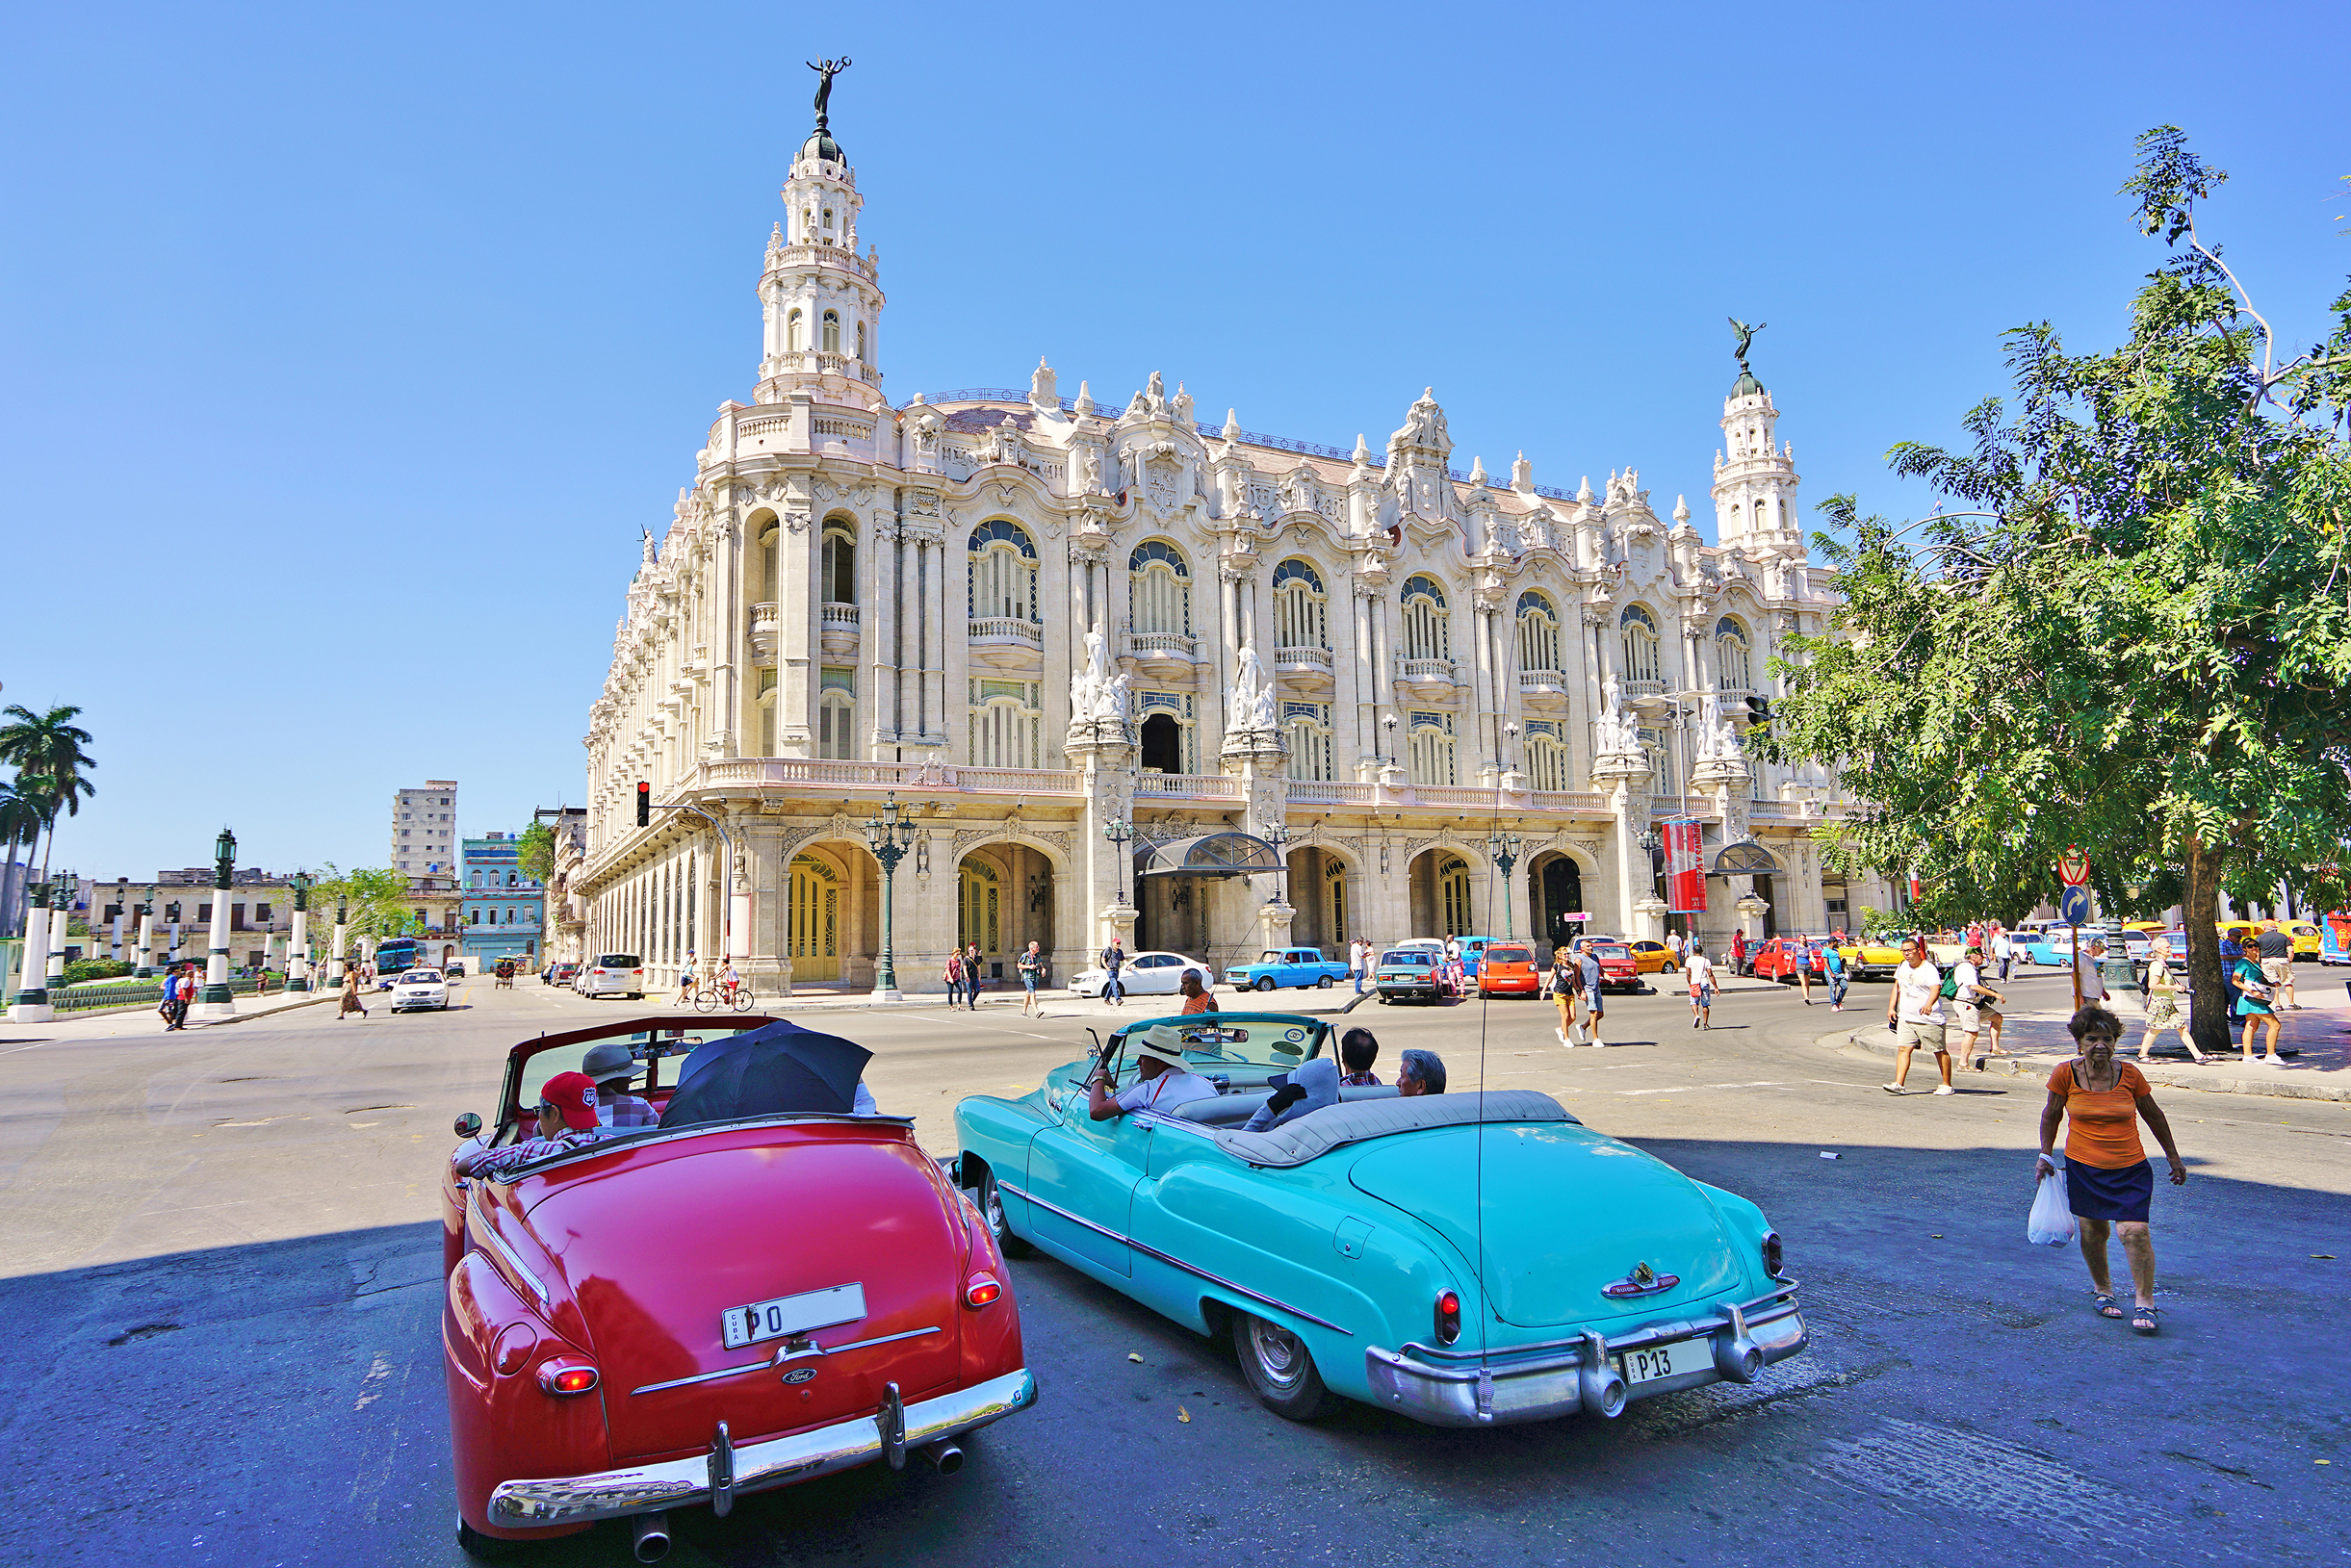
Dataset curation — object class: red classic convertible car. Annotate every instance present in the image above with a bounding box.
[441,1015,1035,1560]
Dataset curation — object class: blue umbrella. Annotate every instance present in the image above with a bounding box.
[658,1019,873,1128]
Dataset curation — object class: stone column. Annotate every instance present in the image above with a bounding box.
[1591,747,1655,936]
[109,908,125,964]
[199,878,236,1017]
[287,905,310,991]
[9,895,52,1021]
[134,907,157,979]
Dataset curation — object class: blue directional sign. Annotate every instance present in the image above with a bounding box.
[2059,884,2092,926]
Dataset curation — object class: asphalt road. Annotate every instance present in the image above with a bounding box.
[2,966,2344,1566]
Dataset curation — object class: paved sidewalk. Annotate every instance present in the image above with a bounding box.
[1,985,338,1042]
[1838,973,2351,1102]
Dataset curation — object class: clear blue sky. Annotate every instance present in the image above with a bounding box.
[3,1,2344,880]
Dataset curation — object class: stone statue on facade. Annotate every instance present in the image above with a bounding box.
[764,221,786,270]
[1074,445,1101,495]
[1229,646,1279,733]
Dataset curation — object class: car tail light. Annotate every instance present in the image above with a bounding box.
[1763,1231,1785,1278]
[1434,1289,1461,1346]
[536,1358,600,1396]
[965,1272,1003,1308]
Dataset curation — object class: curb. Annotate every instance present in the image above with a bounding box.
[1837,1028,2351,1103]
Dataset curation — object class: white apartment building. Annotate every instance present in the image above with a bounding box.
[394,781,458,877]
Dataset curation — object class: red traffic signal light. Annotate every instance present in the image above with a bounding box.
[635,782,651,827]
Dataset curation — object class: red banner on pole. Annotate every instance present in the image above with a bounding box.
[1665,820,1707,914]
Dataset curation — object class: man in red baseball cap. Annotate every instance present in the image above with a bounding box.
[455,1070,614,1179]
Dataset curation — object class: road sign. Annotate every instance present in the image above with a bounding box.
[2057,846,2090,887]
[2059,884,2092,925]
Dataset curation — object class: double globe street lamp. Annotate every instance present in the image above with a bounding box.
[862,793,922,1001]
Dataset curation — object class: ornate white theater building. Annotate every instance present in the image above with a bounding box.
[574,92,1892,994]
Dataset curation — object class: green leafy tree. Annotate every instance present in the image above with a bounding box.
[1768,128,2351,1057]
[0,704,96,888]
[307,864,417,947]
[516,822,556,884]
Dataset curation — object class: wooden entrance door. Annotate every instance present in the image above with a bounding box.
[788,856,840,981]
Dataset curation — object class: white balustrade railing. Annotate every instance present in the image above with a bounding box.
[956,766,1083,794]
[1275,645,1332,669]
[1518,668,1567,690]
[968,617,1044,647]
[1414,784,1508,808]
[1134,773,1241,799]
[1531,790,1609,811]
[1127,630,1199,658]
[1285,780,1373,805]
[821,603,861,627]
[1399,657,1458,682]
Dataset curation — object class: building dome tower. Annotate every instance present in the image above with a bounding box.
[1710,319,1801,553]
[756,57,883,405]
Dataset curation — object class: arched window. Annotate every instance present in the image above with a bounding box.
[1402,575,1450,663]
[819,690,856,759]
[755,667,778,755]
[1619,604,1662,687]
[855,321,866,363]
[1283,701,1333,783]
[757,516,782,603]
[1128,540,1193,637]
[968,521,1038,621]
[785,310,804,353]
[820,311,840,355]
[822,523,855,604]
[1273,558,1329,652]
[1523,720,1572,792]
[821,206,834,231]
[1514,589,1561,676]
[1716,615,1753,692]
[1408,710,1456,785]
[967,679,1041,768]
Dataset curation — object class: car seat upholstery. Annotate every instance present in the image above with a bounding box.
[1174,1082,1398,1126]
[1208,1091,1578,1166]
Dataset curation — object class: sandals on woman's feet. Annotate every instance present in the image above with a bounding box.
[2131,1305,2159,1334]
[2093,1295,2124,1319]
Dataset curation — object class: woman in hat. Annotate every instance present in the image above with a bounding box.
[2036,1005,2188,1334]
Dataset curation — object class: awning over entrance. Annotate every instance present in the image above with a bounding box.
[1707,839,1783,877]
[1137,833,1284,881]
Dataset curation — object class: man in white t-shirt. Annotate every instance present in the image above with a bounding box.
[1685,944,1715,1030]
[1088,1027,1220,1120]
[1990,929,2014,980]
[1883,937,1954,1096]
[1349,938,1371,994]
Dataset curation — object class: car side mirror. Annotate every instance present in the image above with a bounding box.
[453,1112,482,1139]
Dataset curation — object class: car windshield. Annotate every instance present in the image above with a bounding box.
[1592,944,1631,960]
[596,954,640,968]
[1381,951,1434,967]
[505,1021,776,1129]
[1258,952,1284,964]
[1112,1015,1327,1071]
[401,970,440,983]
[1487,947,1532,964]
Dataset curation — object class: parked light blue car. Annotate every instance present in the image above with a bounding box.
[952,1012,1808,1426]
[1225,946,1350,992]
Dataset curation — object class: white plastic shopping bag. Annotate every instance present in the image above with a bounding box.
[2028,1167,2077,1247]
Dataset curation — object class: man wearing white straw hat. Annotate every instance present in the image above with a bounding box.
[1087,1025,1220,1120]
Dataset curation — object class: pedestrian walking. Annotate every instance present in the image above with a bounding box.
[943,947,966,1007]
[1578,941,1607,1048]
[963,942,986,1009]
[157,967,179,1031]
[1954,945,2009,1069]
[1728,929,1747,978]
[1550,949,1580,1045]
[2233,946,2284,1062]
[1686,942,1715,1030]
[1882,936,1953,1094]
[2216,927,2246,1020]
[337,964,367,1020]
[1099,936,1126,1007]
[2255,918,2298,1011]
[2037,1004,2188,1334]
[1792,933,1815,1005]
[1823,939,1849,1011]
[1018,939,1045,1016]
[1992,927,2014,981]
[2136,938,2205,1063]
[1349,937,1370,994]
[1666,930,1686,966]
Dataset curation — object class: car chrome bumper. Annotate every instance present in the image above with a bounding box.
[1364,1285,1806,1428]
[487,1367,1037,1528]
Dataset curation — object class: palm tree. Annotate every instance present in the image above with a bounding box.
[0,776,49,938]
[0,705,96,890]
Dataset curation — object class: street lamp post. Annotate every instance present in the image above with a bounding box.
[288,871,314,992]
[44,871,72,996]
[1486,828,1524,938]
[1260,819,1290,904]
[1102,814,1134,906]
[133,889,156,979]
[329,894,349,989]
[199,829,238,1017]
[9,877,52,1021]
[862,793,920,1001]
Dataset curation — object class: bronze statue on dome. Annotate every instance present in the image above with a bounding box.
[1728,317,1767,373]
[808,57,850,125]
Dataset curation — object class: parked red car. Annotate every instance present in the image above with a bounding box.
[1749,937,1826,985]
[1582,940,1643,993]
[441,1015,1035,1559]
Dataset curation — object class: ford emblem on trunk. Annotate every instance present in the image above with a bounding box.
[780,1367,818,1385]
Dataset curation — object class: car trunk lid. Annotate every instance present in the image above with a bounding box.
[1347,1124,1743,1328]
[521,1127,966,1463]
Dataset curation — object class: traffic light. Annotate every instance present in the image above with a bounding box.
[635,782,651,828]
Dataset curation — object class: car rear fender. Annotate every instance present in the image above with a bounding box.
[446,1250,607,1539]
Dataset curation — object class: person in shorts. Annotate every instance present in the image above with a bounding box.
[1017,939,1045,1016]
[1953,944,2009,1069]
[2256,919,2298,1010]
[1883,937,1953,1095]
[1578,942,1607,1048]
[1550,949,1581,1045]
[1686,942,1715,1030]
[2135,937,2204,1063]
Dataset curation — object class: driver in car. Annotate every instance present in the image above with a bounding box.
[455,1072,613,1179]
[1088,1027,1219,1119]
[582,1041,659,1129]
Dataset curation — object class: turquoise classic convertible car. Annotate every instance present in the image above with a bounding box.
[952,1012,1806,1427]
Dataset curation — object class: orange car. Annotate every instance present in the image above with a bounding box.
[1477,941,1540,996]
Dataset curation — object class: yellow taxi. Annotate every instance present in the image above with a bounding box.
[1626,939,1681,974]
[2225,919,2323,958]
[1835,934,1908,980]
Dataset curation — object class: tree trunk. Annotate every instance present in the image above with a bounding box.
[2182,835,2232,1058]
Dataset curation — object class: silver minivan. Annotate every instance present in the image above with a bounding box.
[577,953,646,999]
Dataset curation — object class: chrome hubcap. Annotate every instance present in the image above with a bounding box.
[1247,1320,1305,1392]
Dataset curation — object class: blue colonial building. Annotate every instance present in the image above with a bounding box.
[460,833,546,969]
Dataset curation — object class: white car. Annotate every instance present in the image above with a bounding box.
[1070,950,1212,999]
[389,967,449,1013]
[577,952,647,999]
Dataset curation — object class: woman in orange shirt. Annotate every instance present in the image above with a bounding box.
[2036,1004,2188,1335]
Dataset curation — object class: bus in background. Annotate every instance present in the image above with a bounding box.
[372,937,421,983]
[2322,913,2351,966]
